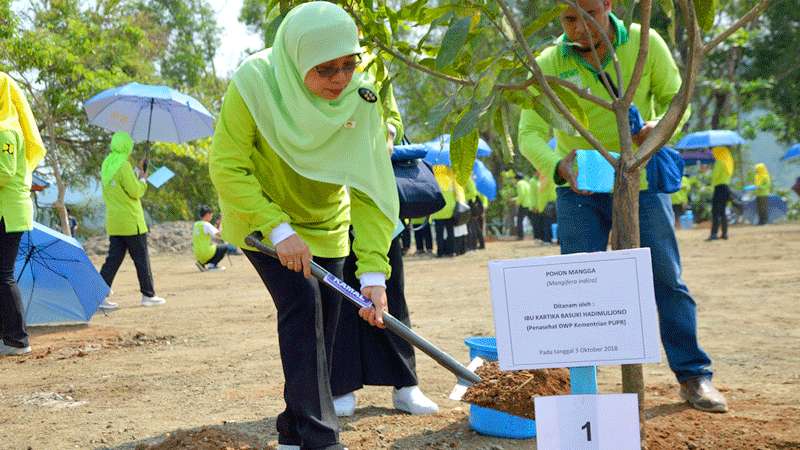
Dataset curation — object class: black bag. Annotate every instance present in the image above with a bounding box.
[392,143,445,219]
[452,201,472,226]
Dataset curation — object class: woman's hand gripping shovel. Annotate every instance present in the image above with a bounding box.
[245,232,481,394]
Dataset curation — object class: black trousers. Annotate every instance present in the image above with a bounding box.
[516,207,533,239]
[244,249,344,450]
[330,236,417,396]
[541,202,556,243]
[467,201,485,250]
[100,234,155,297]
[414,221,433,252]
[0,219,28,348]
[710,184,730,238]
[757,196,769,225]
[207,244,229,266]
[434,218,454,256]
[399,222,411,252]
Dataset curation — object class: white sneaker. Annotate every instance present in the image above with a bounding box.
[207,264,226,272]
[0,342,32,356]
[392,386,439,415]
[333,392,356,417]
[98,299,119,311]
[276,445,300,450]
[141,295,166,307]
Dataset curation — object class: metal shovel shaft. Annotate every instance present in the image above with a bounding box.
[245,233,481,385]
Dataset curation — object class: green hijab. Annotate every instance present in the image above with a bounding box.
[101,131,134,187]
[232,1,399,223]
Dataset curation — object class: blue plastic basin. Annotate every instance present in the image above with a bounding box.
[464,336,536,439]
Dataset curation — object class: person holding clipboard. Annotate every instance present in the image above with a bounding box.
[98,131,165,310]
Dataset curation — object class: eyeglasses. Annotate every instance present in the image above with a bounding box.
[313,55,361,79]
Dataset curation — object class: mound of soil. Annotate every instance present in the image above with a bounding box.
[135,427,271,450]
[461,361,571,419]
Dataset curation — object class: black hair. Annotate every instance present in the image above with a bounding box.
[197,205,213,219]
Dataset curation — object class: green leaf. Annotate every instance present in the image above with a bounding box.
[695,0,718,32]
[450,125,479,187]
[426,96,454,129]
[263,13,284,48]
[493,104,515,163]
[522,4,566,36]
[551,84,588,128]
[436,16,472,70]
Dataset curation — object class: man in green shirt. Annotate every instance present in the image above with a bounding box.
[518,0,726,413]
[513,173,533,240]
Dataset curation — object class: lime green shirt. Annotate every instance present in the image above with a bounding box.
[528,177,540,212]
[193,221,217,263]
[519,16,687,191]
[0,128,34,232]
[537,177,557,212]
[102,160,148,236]
[755,177,771,197]
[671,176,690,205]
[711,162,732,187]
[515,179,533,209]
[209,83,393,278]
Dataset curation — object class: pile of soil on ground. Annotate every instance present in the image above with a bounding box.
[135,427,272,450]
[84,221,194,256]
[461,361,571,419]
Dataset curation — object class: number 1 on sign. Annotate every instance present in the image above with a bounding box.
[582,421,592,441]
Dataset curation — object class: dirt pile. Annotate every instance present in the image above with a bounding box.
[84,221,194,256]
[461,361,571,419]
[135,427,272,450]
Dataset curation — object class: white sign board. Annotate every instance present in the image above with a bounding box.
[535,394,640,450]
[489,248,660,370]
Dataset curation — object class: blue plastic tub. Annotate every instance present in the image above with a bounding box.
[551,223,558,243]
[576,150,620,193]
[464,336,536,439]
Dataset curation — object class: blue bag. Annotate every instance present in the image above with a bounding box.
[392,144,446,219]
[629,104,684,194]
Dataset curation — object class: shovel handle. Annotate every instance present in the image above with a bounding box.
[245,233,480,385]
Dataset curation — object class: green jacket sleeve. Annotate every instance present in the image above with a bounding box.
[117,161,147,199]
[0,130,20,187]
[519,108,561,183]
[349,187,393,279]
[209,82,291,239]
[649,30,690,128]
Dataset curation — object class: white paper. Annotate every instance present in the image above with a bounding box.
[489,248,660,370]
[147,166,175,188]
[535,394,640,450]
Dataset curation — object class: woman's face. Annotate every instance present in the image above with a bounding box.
[303,54,359,100]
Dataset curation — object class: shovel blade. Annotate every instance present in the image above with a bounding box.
[448,356,486,401]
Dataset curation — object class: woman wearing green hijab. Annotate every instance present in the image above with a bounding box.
[0,72,46,356]
[210,3,397,449]
[98,131,165,309]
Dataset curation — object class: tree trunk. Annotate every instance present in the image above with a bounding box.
[45,121,71,236]
[612,106,645,446]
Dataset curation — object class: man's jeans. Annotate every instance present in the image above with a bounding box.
[556,188,713,382]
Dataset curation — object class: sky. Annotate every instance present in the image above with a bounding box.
[207,0,264,77]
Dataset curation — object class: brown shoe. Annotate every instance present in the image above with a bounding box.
[679,377,728,413]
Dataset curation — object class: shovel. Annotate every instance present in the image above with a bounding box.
[245,232,481,386]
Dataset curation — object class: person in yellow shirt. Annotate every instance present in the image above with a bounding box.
[753,163,772,225]
[0,72,46,356]
[671,176,690,228]
[707,146,734,240]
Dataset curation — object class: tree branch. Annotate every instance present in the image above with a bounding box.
[630,0,702,170]
[703,0,769,54]
[623,0,652,105]
[496,0,614,163]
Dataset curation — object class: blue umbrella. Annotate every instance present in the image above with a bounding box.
[780,144,800,162]
[83,82,214,144]
[15,222,109,326]
[422,134,492,166]
[674,130,746,150]
[472,160,497,201]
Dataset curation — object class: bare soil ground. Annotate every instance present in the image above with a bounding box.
[1,223,799,449]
